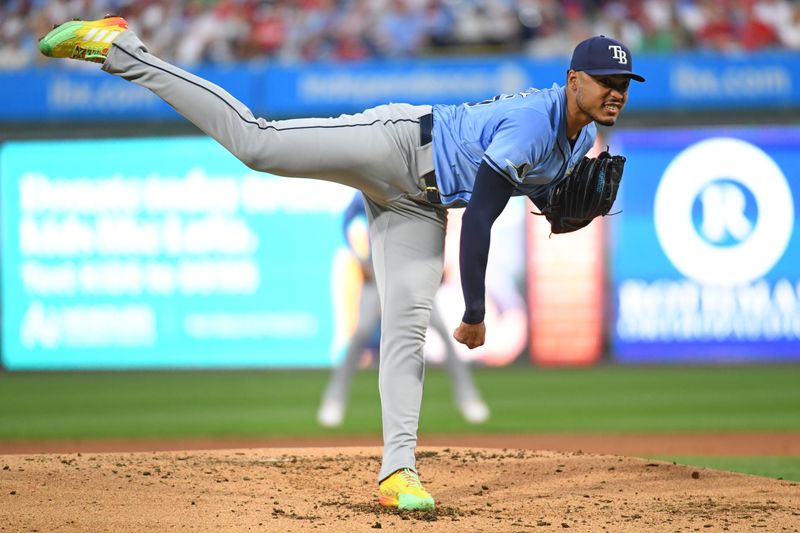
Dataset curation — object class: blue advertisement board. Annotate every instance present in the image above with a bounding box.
[2,51,798,120]
[0,65,253,121]
[633,51,799,111]
[0,137,354,369]
[261,57,538,116]
[0,136,531,371]
[610,126,800,362]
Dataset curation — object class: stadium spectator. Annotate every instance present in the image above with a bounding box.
[695,2,738,52]
[373,0,428,57]
[1,0,799,69]
[738,1,780,51]
[777,2,800,48]
[250,3,288,58]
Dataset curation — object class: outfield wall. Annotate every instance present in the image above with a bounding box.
[1,52,798,369]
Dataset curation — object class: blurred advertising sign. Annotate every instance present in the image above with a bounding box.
[6,51,799,121]
[0,67,251,121]
[525,141,608,366]
[611,127,800,362]
[264,59,534,115]
[526,217,605,366]
[631,52,800,112]
[0,137,353,370]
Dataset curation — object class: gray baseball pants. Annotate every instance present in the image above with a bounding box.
[104,31,448,481]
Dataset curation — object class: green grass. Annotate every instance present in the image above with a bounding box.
[2,365,798,480]
[0,369,340,440]
[1,365,798,439]
[0,366,800,481]
[421,365,800,433]
[648,456,800,482]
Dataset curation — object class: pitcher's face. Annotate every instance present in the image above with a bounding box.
[574,71,630,127]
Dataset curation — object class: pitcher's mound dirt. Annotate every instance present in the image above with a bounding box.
[1,447,798,532]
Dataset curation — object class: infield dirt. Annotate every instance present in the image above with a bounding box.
[2,442,799,532]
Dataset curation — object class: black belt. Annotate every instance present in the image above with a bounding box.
[419,113,440,204]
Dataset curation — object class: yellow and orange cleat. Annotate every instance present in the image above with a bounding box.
[38,15,128,63]
[378,468,435,511]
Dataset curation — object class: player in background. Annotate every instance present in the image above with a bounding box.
[38,17,643,510]
[319,192,489,428]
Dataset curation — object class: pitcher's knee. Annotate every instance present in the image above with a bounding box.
[224,127,284,172]
[229,145,266,171]
[379,314,431,354]
[232,150,290,176]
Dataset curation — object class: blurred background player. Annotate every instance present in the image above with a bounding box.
[319,192,489,428]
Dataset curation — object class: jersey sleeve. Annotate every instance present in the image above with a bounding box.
[460,161,515,324]
[483,108,553,185]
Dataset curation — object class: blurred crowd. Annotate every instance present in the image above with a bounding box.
[1,0,799,69]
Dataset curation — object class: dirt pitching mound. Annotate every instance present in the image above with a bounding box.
[1,447,798,532]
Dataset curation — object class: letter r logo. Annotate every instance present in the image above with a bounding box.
[608,45,628,64]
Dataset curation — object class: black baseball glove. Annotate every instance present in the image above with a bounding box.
[535,150,626,234]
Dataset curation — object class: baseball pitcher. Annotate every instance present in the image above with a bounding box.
[39,17,644,511]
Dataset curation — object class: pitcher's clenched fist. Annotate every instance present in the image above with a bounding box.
[454,321,486,349]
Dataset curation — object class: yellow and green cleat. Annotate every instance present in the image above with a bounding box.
[378,468,435,511]
[38,16,128,63]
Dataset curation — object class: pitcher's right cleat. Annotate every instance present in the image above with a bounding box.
[38,16,128,63]
[378,468,435,511]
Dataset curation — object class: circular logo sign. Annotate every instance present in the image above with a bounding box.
[654,137,793,286]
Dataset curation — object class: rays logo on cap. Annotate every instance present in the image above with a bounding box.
[569,35,645,81]
[608,45,627,64]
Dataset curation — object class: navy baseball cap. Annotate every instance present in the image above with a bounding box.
[570,35,645,82]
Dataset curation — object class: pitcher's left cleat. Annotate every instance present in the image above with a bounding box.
[378,468,435,511]
[38,15,128,63]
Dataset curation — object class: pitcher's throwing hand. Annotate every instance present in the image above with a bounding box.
[454,321,486,350]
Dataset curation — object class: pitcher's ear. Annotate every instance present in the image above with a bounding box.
[567,69,579,90]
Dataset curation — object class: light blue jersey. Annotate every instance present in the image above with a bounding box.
[431,84,597,207]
